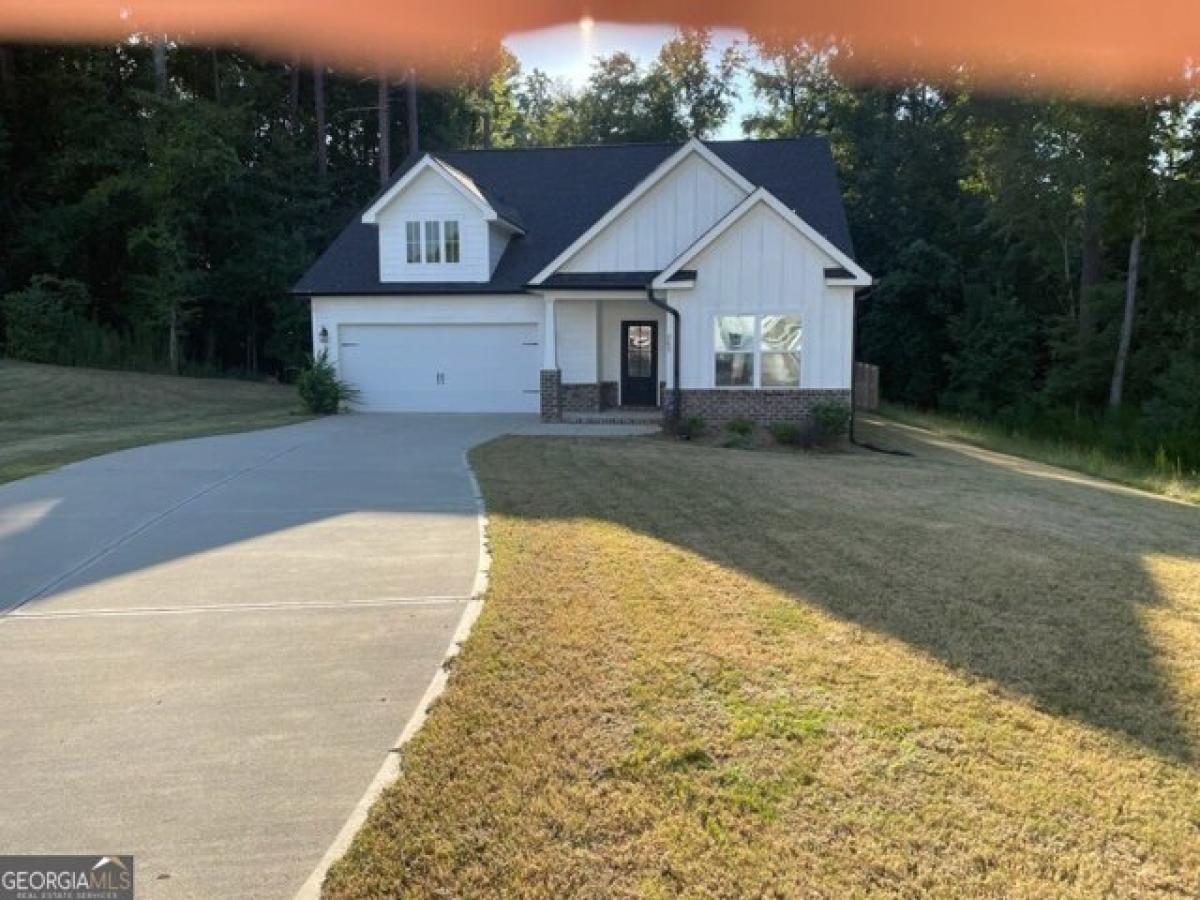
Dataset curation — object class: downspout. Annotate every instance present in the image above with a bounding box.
[646,285,681,426]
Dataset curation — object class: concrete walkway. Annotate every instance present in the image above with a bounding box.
[0,414,653,899]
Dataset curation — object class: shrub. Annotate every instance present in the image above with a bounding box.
[673,416,706,440]
[770,422,803,446]
[1,275,90,364]
[726,417,754,437]
[297,351,359,414]
[810,401,851,445]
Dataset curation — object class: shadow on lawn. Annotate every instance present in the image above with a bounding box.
[476,420,1200,764]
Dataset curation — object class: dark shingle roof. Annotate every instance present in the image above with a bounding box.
[293,138,854,296]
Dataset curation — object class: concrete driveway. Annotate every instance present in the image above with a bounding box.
[0,414,593,898]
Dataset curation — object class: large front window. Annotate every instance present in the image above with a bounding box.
[714,314,802,387]
[714,316,755,387]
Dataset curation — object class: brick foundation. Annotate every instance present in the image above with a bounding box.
[599,381,619,410]
[677,389,852,429]
[561,382,601,413]
[540,369,562,422]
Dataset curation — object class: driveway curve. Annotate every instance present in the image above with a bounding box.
[0,414,548,898]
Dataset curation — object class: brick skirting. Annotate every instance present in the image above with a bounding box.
[539,369,562,422]
[599,381,619,410]
[561,382,601,413]
[677,389,852,428]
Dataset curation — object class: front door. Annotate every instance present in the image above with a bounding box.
[620,320,658,407]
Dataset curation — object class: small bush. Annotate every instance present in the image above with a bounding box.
[726,417,755,437]
[673,416,706,440]
[1,275,89,364]
[769,422,803,446]
[297,351,359,414]
[810,401,851,444]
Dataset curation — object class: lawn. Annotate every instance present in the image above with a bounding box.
[0,359,306,484]
[325,419,1200,898]
[879,403,1200,505]
[326,422,1200,900]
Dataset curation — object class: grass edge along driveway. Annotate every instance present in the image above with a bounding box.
[324,421,1200,899]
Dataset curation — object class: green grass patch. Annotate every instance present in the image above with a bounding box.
[0,359,308,484]
[879,402,1200,505]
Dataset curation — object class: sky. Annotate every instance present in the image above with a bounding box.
[505,22,755,141]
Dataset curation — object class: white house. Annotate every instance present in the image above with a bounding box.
[293,137,871,424]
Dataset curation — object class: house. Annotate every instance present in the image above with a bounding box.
[292,137,871,424]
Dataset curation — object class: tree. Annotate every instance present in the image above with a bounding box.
[651,28,740,137]
[313,59,327,177]
[743,35,845,137]
[406,68,419,155]
[377,72,390,184]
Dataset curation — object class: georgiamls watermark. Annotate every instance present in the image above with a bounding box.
[0,855,133,900]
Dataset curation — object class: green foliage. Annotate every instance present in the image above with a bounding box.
[297,351,359,414]
[726,417,755,437]
[1,275,89,363]
[943,291,1036,419]
[810,402,851,444]
[673,416,706,440]
[859,240,961,407]
[768,422,805,446]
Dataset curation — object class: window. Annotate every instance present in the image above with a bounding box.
[714,314,802,388]
[444,220,460,263]
[405,221,421,263]
[424,221,441,263]
[760,315,802,387]
[714,316,756,387]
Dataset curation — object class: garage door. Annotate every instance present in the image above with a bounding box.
[338,323,540,412]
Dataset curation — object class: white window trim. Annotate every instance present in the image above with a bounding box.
[713,314,803,390]
[403,218,461,265]
[444,220,461,263]
[405,220,421,263]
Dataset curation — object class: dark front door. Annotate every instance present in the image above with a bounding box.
[620,320,658,406]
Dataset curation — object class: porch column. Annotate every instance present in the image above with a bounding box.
[540,295,562,422]
[542,296,557,370]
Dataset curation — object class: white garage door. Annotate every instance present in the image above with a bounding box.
[337,323,540,412]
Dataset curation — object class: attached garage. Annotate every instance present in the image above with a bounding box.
[337,322,540,412]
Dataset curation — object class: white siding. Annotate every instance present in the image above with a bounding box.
[376,168,490,282]
[669,203,854,390]
[311,294,542,372]
[556,298,599,384]
[487,223,511,276]
[562,153,748,273]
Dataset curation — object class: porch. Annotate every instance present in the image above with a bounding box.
[539,294,670,422]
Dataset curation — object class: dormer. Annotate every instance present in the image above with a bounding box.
[361,155,523,283]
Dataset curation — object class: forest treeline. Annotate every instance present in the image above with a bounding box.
[0,32,1197,469]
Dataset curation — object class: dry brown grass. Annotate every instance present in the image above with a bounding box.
[325,419,1200,899]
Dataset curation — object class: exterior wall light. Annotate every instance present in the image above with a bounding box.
[319,326,329,344]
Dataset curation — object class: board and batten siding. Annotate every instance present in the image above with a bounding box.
[555,298,599,384]
[376,168,490,282]
[669,202,854,391]
[562,152,748,274]
[310,294,541,370]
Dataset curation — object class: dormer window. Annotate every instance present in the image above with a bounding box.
[405,222,421,263]
[444,221,460,263]
[424,221,441,263]
[405,219,461,264]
